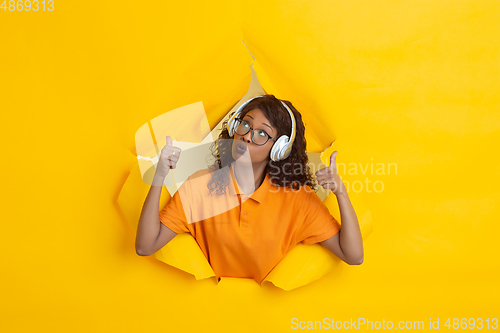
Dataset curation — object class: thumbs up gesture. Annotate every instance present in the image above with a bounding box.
[315,151,344,196]
[156,135,182,178]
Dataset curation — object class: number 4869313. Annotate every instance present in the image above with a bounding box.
[444,318,498,330]
[1,0,54,11]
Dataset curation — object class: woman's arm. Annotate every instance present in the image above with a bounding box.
[136,135,181,256]
[316,150,364,264]
[135,173,177,256]
[320,182,364,265]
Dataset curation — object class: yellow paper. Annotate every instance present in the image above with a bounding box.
[3,1,499,331]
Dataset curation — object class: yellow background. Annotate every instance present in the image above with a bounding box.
[1,0,499,332]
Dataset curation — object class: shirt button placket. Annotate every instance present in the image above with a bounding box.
[240,199,250,231]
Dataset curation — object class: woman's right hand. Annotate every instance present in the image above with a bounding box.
[155,135,182,178]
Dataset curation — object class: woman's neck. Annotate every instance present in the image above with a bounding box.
[233,160,266,195]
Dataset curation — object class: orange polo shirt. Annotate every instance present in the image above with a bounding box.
[159,163,341,284]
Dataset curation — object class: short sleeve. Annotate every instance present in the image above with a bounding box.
[159,179,192,234]
[294,191,341,245]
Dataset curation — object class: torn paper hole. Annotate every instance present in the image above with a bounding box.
[119,54,372,290]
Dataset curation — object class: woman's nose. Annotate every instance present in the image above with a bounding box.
[242,130,252,143]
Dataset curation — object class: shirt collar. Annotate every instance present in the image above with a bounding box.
[228,163,271,203]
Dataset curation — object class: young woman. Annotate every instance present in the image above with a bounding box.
[135,94,363,284]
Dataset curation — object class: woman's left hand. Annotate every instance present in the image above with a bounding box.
[316,151,344,196]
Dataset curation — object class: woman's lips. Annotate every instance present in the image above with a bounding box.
[236,143,247,153]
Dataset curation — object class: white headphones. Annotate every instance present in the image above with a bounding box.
[227,95,296,162]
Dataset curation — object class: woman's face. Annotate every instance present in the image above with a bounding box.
[231,108,277,165]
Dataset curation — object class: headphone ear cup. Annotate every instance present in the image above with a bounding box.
[228,119,234,137]
[281,144,292,160]
[270,135,290,162]
[227,114,237,137]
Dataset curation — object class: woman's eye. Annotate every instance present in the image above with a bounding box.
[256,130,266,137]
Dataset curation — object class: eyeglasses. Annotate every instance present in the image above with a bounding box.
[235,118,277,146]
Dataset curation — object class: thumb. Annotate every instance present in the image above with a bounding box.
[330,151,338,169]
[166,135,172,146]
